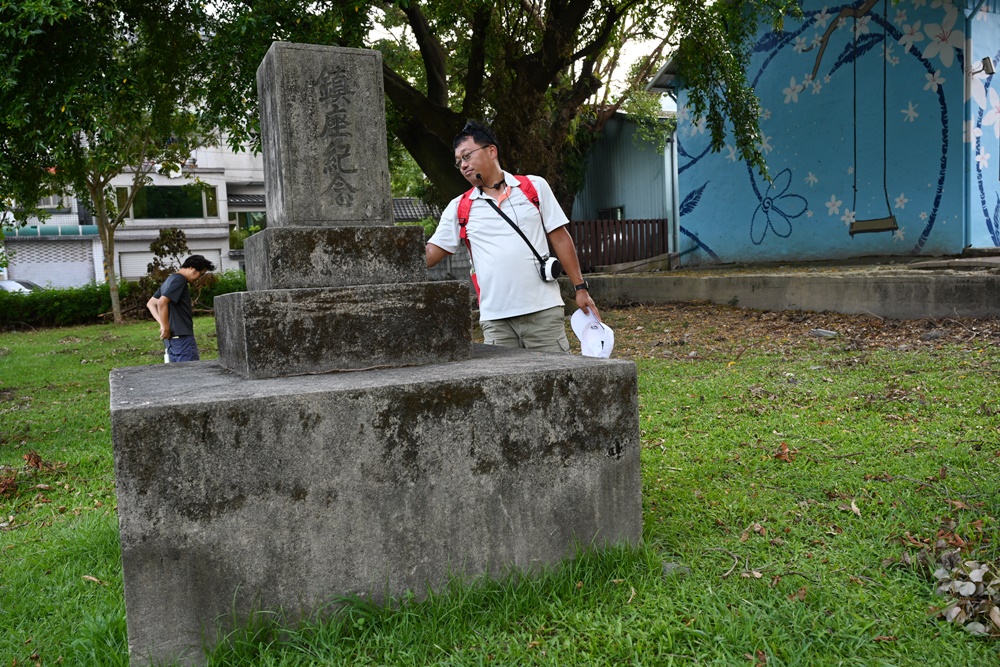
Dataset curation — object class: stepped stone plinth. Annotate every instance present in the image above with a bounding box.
[111,41,642,667]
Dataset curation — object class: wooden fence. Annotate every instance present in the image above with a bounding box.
[569,219,670,272]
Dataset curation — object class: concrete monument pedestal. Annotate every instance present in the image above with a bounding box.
[111,347,641,665]
[111,41,642,666]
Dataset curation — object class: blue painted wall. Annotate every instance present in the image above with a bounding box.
[969,2,1000,248]
[675,0,1000,265]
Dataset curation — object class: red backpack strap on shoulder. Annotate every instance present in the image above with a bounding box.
[455,187,480,300]
[515,175,540,210]
[457,187,476,239]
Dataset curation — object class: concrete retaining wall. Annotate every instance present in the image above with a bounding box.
[586,271,1000,319]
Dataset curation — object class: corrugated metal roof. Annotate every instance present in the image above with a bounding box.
[228,194,265,206]
[393,197,441,222]
[224,194,440,222]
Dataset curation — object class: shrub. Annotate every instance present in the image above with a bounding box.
[197,269,246,308]
[0,271,246,330]
[0,282,137,329]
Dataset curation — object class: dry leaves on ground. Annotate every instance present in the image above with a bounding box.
[600,302,999,361]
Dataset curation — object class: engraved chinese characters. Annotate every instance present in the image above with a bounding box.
[257,43,392,227]
[317,66,358,206]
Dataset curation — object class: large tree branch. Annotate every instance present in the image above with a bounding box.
[393,116,469,200]
[462,5,492,117]
[569,0,643,64]
[382,64,463,138]
[400,1,449,106]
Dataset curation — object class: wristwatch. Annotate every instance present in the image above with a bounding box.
[574,281,589,291]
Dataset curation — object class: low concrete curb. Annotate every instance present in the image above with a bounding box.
[583,269,1000,319]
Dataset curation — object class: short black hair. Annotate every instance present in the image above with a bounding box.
[181,255,216,272]
[454,120,499,156]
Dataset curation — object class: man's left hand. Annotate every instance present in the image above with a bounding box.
[575,289,600,321]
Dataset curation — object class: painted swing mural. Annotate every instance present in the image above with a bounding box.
[673,0,1000,265]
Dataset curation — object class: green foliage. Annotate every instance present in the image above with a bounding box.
[395,216,438,237]
[0,271,246,330]
[202,1,794,210]
[673,0,801,177]
[229,225,261,250]
[621,90,675,153]
[389,148,430,198]
[0,281,138,329]
[146,227,189,281]
[197,269,247,308]
[1,312,998,664]
[0,0,213,322]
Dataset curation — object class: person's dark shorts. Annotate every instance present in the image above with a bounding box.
[164,335,200,363]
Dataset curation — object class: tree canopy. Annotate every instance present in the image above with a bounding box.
[0,0,211,321]
[204,0,797,210]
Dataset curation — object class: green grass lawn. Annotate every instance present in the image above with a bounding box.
[1,311,997,666]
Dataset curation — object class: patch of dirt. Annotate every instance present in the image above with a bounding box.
[598,302,1000,361]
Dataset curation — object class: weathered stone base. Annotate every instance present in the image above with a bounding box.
[215,281,472,379]
[110,346,641,666]
[245,226,427,290]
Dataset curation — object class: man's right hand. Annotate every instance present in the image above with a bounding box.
[160,326,170,339]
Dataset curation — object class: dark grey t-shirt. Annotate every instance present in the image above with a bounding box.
[153,273,194,336]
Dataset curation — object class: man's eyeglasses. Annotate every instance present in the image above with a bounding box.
[454,146,488,169]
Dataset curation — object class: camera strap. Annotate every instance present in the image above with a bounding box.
[485,198,548,265]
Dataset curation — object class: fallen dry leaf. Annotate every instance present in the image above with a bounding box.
[23,451,43,469]
[872,636,897,642]
[945,499,972,510]
[627,586,637,604]
[788,587,807,602]
[82,575,106,586]
[774,442,797,462]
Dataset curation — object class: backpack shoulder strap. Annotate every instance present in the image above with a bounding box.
[457,187,476,239]
[515,175,540,210]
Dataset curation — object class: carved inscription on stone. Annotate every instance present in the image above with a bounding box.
[315,66,358,206]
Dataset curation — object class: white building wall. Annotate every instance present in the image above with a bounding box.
[3,140,266,286]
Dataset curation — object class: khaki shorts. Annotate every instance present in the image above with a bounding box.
[481,306,570,354]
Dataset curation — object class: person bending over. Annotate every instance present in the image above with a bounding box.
[147,254,215,362]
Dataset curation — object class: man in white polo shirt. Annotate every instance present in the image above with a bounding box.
[426,121,600,353]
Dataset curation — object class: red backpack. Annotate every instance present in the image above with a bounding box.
[456,175,540,300]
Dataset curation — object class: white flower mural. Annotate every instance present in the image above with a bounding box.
[826,195,842,215]
[922,8,964,68]
[965,119,983,143]
[976,151,991,170]
[783,77,804,103]
[814,7,832,29]
[924,70,945,92]
[901,102,920,122]
[895,193,909,209]
[899,22,924,52]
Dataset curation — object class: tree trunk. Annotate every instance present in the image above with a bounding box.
[89,181,124,324]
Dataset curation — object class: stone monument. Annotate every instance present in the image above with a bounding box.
[110,42,641,666]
